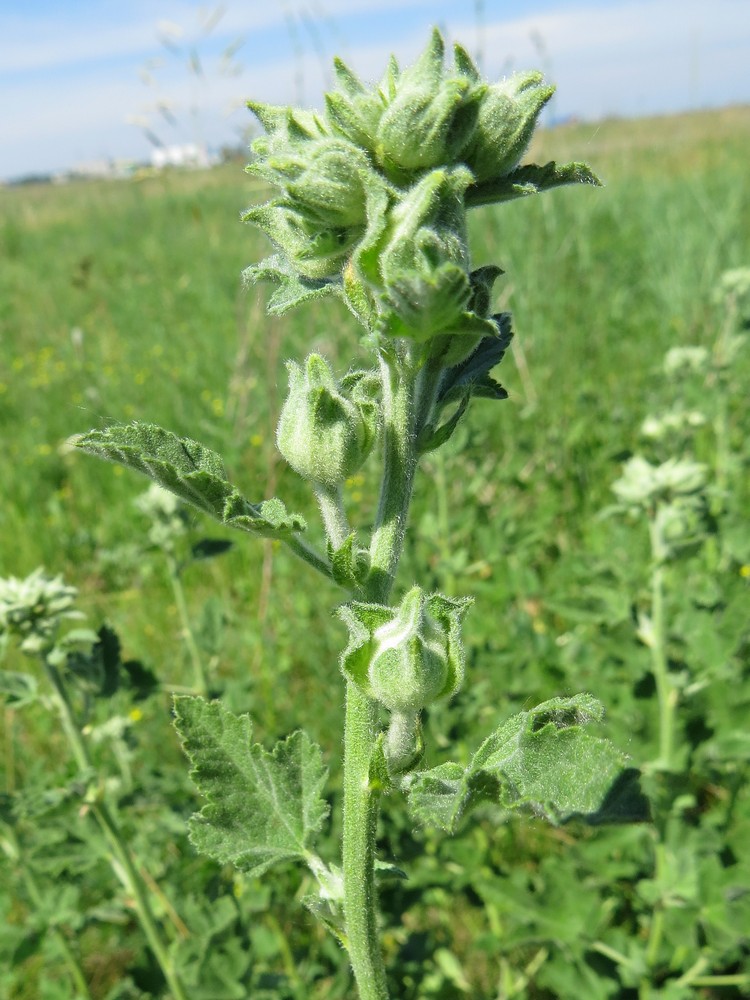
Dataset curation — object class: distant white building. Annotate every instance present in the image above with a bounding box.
[64,159,133,181]
[151,143,214,169]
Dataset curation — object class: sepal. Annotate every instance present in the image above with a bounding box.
[248,138,376,230]
[243,254,341,315]
[324,57,389,154]
[242,202,358,281]
[375,31,484,178]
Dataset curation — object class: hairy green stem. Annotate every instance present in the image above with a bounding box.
[43,661,189,1000]
[643,839,667,973]
[342,681,389,1000]
[640,514,676,997]
[314,483,351,551]
[342,346,423,999]
[165,551,208,696]
[368,351,420,603]
[648,519,676,769]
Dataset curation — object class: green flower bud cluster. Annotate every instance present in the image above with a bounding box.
[612,456,708,509]
[276,354,379,489]
[0,568,84,655]
[612,456,709,558]
[134,483,189,550]
[662,346,709,377]
[323,30,553,185]
[640,408,707,441]
[337,586,471,713]
[245,29,598,356]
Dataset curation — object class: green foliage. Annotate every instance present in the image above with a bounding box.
[405,694,647,833]
[1,51,749,1000]
[75,422,306,537]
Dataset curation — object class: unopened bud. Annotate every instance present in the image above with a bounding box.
[276,355,378,489]
[462,72,555,183]
[338,587,471,713]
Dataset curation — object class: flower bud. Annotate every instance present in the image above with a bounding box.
[356,167,479,342]
[0,568,84,655]
[462,72,555,183]
[338,587,471,713]
[713,266,750,328]
[276,355,378,489]
[372,30,483,178]
[250,138,375,230]
[324,57,390,156]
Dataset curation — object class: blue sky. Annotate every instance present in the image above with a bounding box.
[2,0,749,181]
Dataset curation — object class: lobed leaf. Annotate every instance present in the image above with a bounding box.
[406,694,648,832]
[74,422,306,538]
[173,697,330,878]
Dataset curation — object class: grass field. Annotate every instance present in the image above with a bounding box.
[2,105,749,998]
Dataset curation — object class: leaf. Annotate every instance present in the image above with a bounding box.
[74,423,306,538]
[173,696,329,877]
[191,539,234,561]
[406,694,647,833]
[417,393,470,454]
[418,319,514,452]
[243,253,341,315]
[467,160,602,208]
[438,315,513,405]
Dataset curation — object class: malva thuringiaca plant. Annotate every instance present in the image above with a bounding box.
[72,31,646,999]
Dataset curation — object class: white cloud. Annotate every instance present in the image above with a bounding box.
[0,0,436,75]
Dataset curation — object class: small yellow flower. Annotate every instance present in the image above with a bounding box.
[740,565,750,579]
[129,708,143,723]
